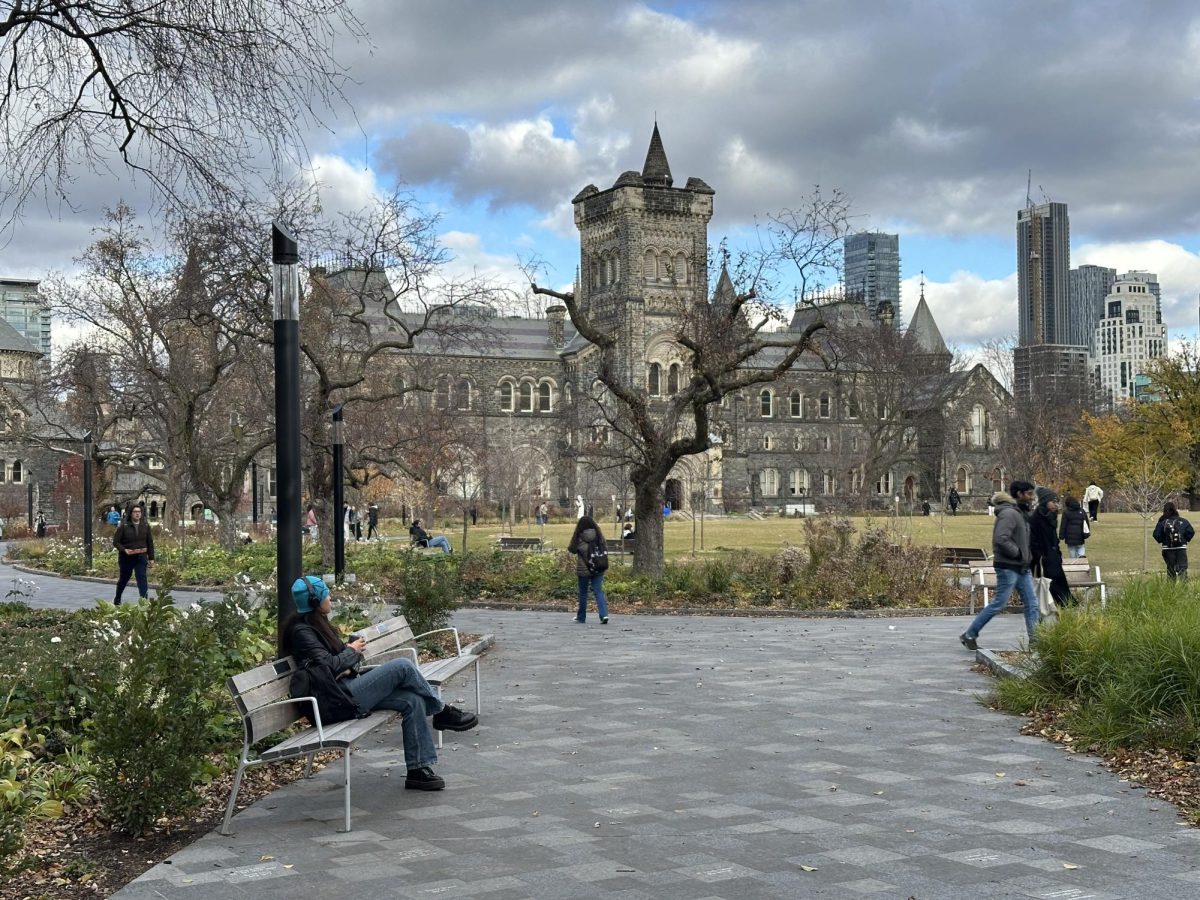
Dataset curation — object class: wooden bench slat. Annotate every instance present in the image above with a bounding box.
[420,655,479,685]
[260,710,397,761]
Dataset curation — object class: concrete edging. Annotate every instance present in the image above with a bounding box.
[976,647,1026,679]
[462,600,1025,619]
[6,561,224,593]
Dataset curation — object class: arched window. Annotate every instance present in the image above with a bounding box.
[435,378,451,409]
[667,363,680,395]
[875,471,893,495]
[519,382,534,412]
[789,390,803,417]
[10,459,21,484]
[822,469,835,495]
[643,250,657,282]
[956,466,970,493]
[648,363,661,396]
[674,252,688,284]
[990,467,1004,492]
[564,383,573,404]
[819,393,831,418]
[149,500,159,518]
[762,433,773,451]
[971,404,987,448]
[760,468,780,497]
[592,256,602,288]
[759,389,773,417]
[455,378,471,410]
[499,382,514,412]
[0,460,6,483]
[604,255,614,285]
[538,382,553,412]
[846,393,860,419]
[789,469,809,495]
[613,256,620,283]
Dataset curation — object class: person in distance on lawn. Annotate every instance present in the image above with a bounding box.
[283,575,478,791]
[1153,502,1194,580]
[960,481,1040,651]
[1058,496,1089,559]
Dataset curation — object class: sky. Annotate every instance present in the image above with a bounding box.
[4,0,1200,355]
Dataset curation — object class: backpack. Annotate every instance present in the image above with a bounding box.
[1164,517,1185,549]
[290,660,368,726]
[586,539,609,574]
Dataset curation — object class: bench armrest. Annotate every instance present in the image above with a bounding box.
[412,626,462,656]
[250,696,325,742]
[360,646,418,668]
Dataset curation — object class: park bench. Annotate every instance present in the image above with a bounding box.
[968,558,1107,614]
[938,546,989,567]
[221,614,482,836]
[609,534,638,558]
[497,535,546,552]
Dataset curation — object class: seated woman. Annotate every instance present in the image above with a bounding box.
[409,519,452,553]
[284,575,478,790]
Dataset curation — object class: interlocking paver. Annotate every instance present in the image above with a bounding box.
[113,610,1200,899]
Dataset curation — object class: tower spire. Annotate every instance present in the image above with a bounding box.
[642,123,673,187]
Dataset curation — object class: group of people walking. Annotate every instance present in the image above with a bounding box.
[960,480,1193,650]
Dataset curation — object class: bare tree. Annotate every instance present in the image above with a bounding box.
[532,188,851,576]
[0,1,364,224]
[977,334,1016,394]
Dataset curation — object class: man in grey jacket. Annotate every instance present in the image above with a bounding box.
[960,481,1040,650]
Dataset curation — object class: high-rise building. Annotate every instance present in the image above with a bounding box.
[1069,264,1116,352]
[1090,276,1168,408]
[843,232,900,323]
[0,279,51,367]
[1118,270,1161,323]
[1017,202,1071,346]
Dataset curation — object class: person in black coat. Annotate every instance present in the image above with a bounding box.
[1152,501,1195,580]
[1030,488,1071,606]
[1058,496,1089,559]
[112,504,155,605]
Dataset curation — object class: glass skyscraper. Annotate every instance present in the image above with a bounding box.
[0,279,50,365]
[843,232,900,323]
[1069,264,1116,352]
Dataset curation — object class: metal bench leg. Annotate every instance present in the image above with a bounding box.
[474,657,481,714]
[221,754,248,836]
[340,750,352,833]
[304,751,316,778]
[435,686,444,749]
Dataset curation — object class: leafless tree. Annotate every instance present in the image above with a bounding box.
[977,334,1016,394]
[0,0,364,225]
[532,188,851,576]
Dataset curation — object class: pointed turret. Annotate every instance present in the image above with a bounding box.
[712,263,736,307]
[906,283,950,357]
[642,123,673,187]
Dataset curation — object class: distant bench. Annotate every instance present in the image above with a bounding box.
[609,535,637,557]
[968,558,1107,614]
[938,546,989,567]
[497,536,546,552]
[221,614,481,835]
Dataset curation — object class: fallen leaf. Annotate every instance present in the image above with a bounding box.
[995,772,1006,777]
[260,855,274,861]
[283,865,294,869]
[1063,863,1079,870]
[798,864,818,872]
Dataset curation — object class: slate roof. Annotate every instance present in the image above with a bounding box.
[0,317,40,356]
[641,123,673,187]
[905,293,950,355]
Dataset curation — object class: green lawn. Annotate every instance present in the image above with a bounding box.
[404,512,1165,579]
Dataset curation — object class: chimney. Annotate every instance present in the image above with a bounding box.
[546,305,566,346]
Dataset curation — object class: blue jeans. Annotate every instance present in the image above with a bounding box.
[1067,544,1085,559]
[346,659,444,769]
[965,566,1039,639]
[115,553,149,602]
[576,573,608,621]
[427,535,452,553]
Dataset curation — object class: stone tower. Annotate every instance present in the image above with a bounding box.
[569,124,715,383]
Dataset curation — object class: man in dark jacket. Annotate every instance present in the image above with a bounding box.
[960,481,1040,650]
[366,503,380,541]
[112,504,155,605]
[1030,488,1071,606]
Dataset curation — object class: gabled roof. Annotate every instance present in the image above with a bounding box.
[0,317,40,356]
[641,124,673,187]
[905,294,949,356]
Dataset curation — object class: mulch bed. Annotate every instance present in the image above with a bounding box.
[2,753,340,900]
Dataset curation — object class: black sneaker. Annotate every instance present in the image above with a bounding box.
[432,705,478,732]
[404,766,445,791]
[959,633,978,651]
[600,616,609,625]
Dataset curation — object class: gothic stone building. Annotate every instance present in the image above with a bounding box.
[333,127,1011,516]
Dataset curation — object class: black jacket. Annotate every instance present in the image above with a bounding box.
[1029,507,1063,566]
[1153,515,1195,548]
[409,524,430,546]
[1058,507,1089,546]
[113,520,155,560]
[288,621,362,676]
[991,493,1031,570]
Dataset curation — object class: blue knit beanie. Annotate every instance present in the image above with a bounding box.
[291,575,330,613]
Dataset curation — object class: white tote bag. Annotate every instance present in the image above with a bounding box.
[1036,574,1057,619]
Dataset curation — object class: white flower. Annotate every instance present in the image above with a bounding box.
[50,636,61,644]
[190,603,201,612]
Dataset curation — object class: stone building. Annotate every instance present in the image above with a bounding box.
[325,127,1011,516]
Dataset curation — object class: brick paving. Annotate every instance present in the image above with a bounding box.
[113,609,1199,899]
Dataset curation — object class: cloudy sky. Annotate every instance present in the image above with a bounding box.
[5,0,1200,352]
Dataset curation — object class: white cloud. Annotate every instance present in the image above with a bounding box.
[1075,239,1200,336]
[305,154,384,219]
[902,271,1017,347]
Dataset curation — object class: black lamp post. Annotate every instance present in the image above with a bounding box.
[272,223,302,649]
[332,404,345,583]
[82,432,93,569]
[251,460,259,524]
[26,475,33,528]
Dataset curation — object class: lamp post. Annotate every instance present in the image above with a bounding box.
[272,223,302,649]
[82,431,93,570]
[332,404,345,583]
[26,473,33,528]
[65,496,71,532]
[251,460,259,525]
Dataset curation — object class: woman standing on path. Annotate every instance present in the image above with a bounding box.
[568,515,609,624]
[112,504,154,605]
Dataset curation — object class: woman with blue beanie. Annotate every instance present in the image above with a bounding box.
[283,575,478,791]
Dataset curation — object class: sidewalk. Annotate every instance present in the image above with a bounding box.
[116,610,1198,899]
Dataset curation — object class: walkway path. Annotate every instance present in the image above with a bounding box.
[115,609,1197,899]
[0,543,225,609]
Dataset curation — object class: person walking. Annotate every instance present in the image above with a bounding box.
[960,481,1040,649]
[104,505,121,529]
[112,504,155,605]
[35,512,45,538]
[366,503,380,541]
[1083,482,1104,521]
[1152,502,1195,580]
[305,504,318,542]
[568,515,609,624]
[284,575,478,791]
[947,487,961,516]
[1030,488,1071,607]
[1058,496,1089,559]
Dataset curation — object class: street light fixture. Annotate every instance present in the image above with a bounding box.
[332,404,345,583]
[272,222,302,650]
[83,431,93,570]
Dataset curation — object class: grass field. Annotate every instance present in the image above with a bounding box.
[408,511,1167,580]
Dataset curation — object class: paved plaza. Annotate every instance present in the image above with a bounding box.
[106,608,1198,900]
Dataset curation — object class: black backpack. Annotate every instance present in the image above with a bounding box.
[290,660,368,726]
[586,539,609,574]
[1164,517,1185,548]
